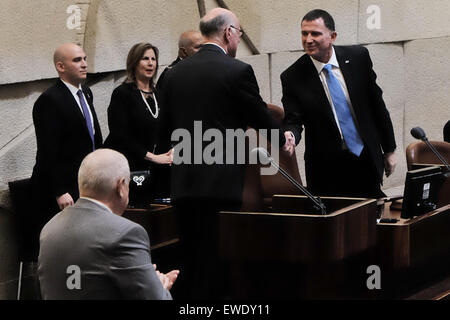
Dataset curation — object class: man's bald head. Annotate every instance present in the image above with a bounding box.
[78,149,130,214]
[199,8,238,39]
[178,30,204,59]
[53,43,81,66]
[53,43,88,86]
[199,8,241,57]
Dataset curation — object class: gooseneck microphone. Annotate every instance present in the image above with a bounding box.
[410,127,450,171]
[252,147,327,215]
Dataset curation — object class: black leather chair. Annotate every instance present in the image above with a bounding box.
[8,177,39,299]
[405,141,450,170]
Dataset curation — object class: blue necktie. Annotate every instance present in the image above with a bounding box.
[323,64,364,156]
[76,89,95,150]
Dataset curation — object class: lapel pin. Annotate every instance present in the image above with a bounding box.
[345,60,350,64]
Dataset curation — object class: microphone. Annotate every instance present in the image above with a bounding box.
[251,147,327,215]
[410,127,450,171]
[410,127,426,140]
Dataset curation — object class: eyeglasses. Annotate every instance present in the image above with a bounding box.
[229,25,243,37]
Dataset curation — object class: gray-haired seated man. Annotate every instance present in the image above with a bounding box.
[38,148,179,299]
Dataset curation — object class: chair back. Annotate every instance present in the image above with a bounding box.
[241,104,303,211]
[405,141,450,170]
[8,178,38,262]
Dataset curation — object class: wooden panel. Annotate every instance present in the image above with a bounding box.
[218,196,378,299]
[122,204,178,250]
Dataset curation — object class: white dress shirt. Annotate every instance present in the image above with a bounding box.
[203,42,227,54]
[310,47,355,140]
[61,79,95,132]
[80,197,113,214]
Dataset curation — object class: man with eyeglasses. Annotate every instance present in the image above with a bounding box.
[158,7,287,299]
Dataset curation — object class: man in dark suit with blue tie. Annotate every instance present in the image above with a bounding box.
[282,9,397,198]
[30,43,102,258]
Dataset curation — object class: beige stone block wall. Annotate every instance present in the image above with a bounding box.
[240,54,271,103]
[365,44,406,188]
[270,51,304,106]
[404,37,450,149]
[359,0,450,44]
[84,0,201,73]
[0,81,50,148]
[225,0,358,53]
[0,0,83,85]
[0,130,36,186]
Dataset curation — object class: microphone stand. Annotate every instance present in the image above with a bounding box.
[420,137,450,172]
[266,156,327,215]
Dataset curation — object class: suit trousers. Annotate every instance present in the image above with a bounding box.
[173,198,240,299]
[306,147,385,199]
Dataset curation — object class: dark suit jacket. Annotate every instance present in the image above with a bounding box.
[282,45,396,185]
[31,79,102,205]
[156,57,181,92]
[159,44,284,204]
[38,198,172,300]
[104,82,162,171]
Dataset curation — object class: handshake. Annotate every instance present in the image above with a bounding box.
[283,131,296,156]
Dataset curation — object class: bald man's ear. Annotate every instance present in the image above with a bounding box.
[223,26,233,44]
[178,47,188,59]
[116,177,127,199]
[55,61,65,73]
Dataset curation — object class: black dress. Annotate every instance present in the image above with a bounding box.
[104,82,170,202]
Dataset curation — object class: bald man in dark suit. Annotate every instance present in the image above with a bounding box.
[30,43,102,259]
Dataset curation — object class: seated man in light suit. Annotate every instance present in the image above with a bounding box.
[38,149,179,299]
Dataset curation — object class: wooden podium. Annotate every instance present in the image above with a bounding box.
[122,204,181,273]
[218,195,378,299]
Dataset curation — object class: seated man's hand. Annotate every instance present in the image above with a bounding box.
[154,264,180,291]
[164,270,180,291]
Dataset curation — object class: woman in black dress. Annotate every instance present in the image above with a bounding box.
[104,43,172,202]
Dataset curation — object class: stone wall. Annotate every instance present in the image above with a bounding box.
[1,0,449,299]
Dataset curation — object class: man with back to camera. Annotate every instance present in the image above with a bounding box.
[30,43,103,259]
[156,30,205,90]
[38,148,179,299]
[158,8,289,298]
[282,9,397,198]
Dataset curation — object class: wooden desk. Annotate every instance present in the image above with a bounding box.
[218,195,378,299]
[123,204,179,250]
[376,202,450,298]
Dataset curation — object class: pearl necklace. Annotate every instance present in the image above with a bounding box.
[140,91,159,119]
